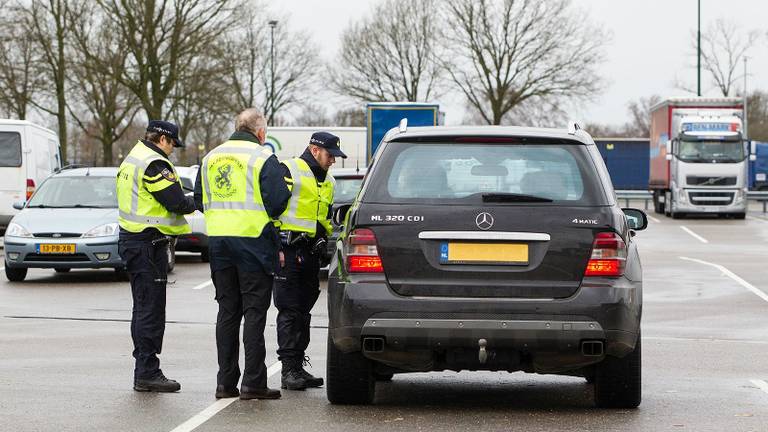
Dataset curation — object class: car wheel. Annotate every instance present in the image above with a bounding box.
[672,212,685,219]
[54,268,71,273]
[734,213,746,220]
[326,332,375,405]
[200,248,210,263]
[167,239,176,273]
[594,333,641,409]
[5,266,27,282]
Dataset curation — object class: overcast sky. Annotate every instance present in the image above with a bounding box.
[274,0,767,126]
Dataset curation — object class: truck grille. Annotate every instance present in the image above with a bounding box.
[688,191,734,206]
[686,176,737,186]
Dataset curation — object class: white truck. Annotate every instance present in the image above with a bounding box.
[264,126,365,168]
[0,120,61,229]
[649,97,753,219]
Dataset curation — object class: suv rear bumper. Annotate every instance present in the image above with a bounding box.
[329,276,641,373]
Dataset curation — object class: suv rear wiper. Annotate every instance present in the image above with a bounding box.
[482,193,553,203]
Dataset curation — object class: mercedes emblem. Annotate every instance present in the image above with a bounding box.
[475,212,494,230]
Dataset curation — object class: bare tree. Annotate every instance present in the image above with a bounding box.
[23,0,80,162]
[94,0,239,120]
[444,0,608,125]
[67,9,140,166]
[625,95,661,137]
[294,103,332,127]
[331,0,442,103]
[695,19,759,97]
[333,108,366,127]
[747,90,768,142]
[0,6,43,120]
[224,10,318,125]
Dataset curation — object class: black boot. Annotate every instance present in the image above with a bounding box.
[299,356,324,388]
[134,372,181,393]
[281,360,308,390]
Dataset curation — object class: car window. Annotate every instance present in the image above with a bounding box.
[180,176,194,192]
[27,176,118,208]
[334,177,363,202]
[364,142,607,205]
[0,132,22,167]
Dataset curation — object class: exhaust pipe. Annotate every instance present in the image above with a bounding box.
[581,340,604,356]
[363,337,385,353]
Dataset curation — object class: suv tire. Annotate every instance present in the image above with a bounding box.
[594,333,641,408]
[326,333,375,405]
[5,266,27,282]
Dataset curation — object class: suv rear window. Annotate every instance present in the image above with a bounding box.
[0,132,22,167]
[363,142,607,205]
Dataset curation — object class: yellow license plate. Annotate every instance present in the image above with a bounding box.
[38,244,76,254]
[444,242,528,264]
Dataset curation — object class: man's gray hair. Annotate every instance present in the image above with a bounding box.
[235,108,267,134]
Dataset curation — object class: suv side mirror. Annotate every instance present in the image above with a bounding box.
[622,208,648,231]
[12,201,25,210]
[332,204,352,227]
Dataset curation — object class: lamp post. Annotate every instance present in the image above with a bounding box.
[268,20,278,126]
[743,56,749,140]
[697,0,701,96]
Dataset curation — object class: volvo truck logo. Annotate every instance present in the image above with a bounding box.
[475,212,494,230]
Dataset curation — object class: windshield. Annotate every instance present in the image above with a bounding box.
[677,139,744,163]
[27,176,118,208]
[334,177,363,203]
[364,142,605,205]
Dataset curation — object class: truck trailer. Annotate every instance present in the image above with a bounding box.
[649,97,751,219]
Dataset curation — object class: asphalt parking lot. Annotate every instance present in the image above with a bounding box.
[1,209,767,432]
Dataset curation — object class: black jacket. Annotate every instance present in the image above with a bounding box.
[193,131,290,274]
[119,140,196,242]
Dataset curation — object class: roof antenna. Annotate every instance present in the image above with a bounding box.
[399,118,408,133]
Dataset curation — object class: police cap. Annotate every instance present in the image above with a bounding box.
[309,131,347,159]
[147,120,184,148]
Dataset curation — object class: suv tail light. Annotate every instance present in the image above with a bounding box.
[584,232,627,277]
[346,228,383,273]
[26,179,35,200]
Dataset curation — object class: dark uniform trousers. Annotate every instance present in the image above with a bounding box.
[274,242,321,363]
[119,235,169,380]
[213,266,273,389]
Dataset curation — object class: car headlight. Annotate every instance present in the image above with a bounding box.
[5,222,32,238]
[83,223,119,238]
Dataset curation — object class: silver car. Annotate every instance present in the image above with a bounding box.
[3,167,125,281]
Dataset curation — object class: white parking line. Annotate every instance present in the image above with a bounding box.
[747,215,768,224]
[192,280,213,290]
[680,257,768,303]
[169,361,282,432]
[680,226,708,243]
[647,215,661,224]
[751,379,768,396]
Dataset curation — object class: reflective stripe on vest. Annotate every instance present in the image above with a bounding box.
[201,140,273,237]
[279,158,335,236]
[116,142,190,235]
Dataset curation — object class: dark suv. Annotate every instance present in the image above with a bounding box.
[326,125,647,408]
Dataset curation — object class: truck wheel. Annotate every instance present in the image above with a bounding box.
[326,333,375,404]
[652,192,664,214]
[594,333,641,408]
[734,213,746,220]
[664,192,672,217]
[5,266,27,282]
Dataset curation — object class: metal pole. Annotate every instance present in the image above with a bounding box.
[743,57,749,140]
[697,0,701,96]
[268,20,278,127]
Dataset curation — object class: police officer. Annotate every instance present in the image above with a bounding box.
[117,120,196,392]
[275,131,345,390]
[193,108,290,400]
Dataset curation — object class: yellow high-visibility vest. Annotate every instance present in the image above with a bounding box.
[117,141,190,235]
[201,140,274,237]
[279,158,335,237]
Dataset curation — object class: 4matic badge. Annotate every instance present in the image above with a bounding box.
[572,218,599,225]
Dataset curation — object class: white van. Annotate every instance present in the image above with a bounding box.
[0,120,61,228]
